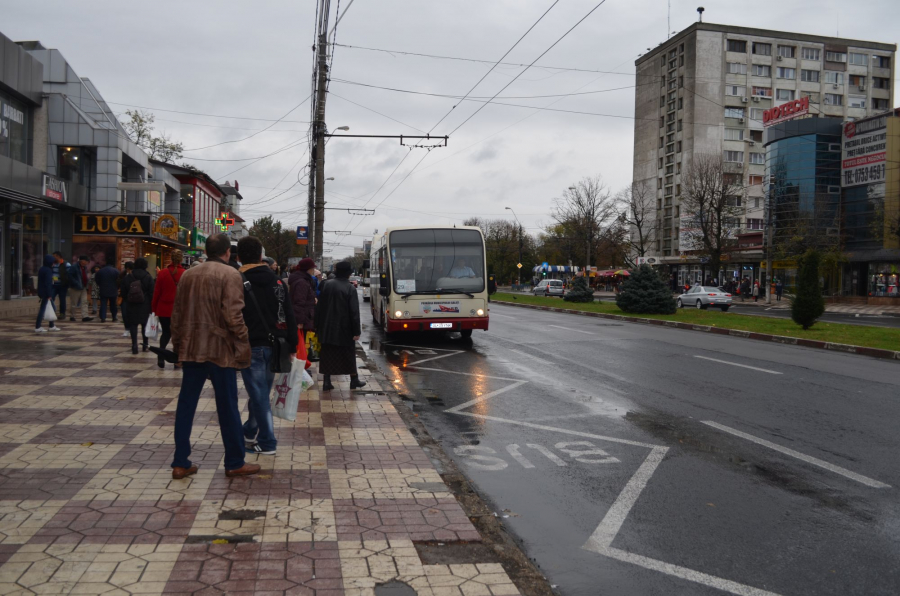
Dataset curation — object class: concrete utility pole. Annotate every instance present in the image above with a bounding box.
[313,32,328,260]
[765,193,774,304]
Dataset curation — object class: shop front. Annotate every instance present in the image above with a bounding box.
[185,227,208,264]
[72,213,187,276]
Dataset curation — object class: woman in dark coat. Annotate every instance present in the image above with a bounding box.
[314,261,364,391]
[120,257,155,354]
[289,258,317,358]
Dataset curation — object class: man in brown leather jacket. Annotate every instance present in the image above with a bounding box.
[169,233,259,479]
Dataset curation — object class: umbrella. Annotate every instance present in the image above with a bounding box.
[613,269,631,276]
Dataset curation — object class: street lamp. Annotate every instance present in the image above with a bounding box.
[335,126,349,131]
[505,207,524,288]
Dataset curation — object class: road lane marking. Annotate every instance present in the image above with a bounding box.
[505,444,535,468]
[488,312,513,318]
[701,421,891,489]
[405,351,465,366]
[693,355,782,374]
[402,366,520,382]
[548,325,595,335]
[445,381,528,413]
[527,443,567,466]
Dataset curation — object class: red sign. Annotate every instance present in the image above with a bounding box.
[762,96,809,127]
[844,121,856,138]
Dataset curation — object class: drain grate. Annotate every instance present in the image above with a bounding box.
[374,580,417,596]
[217,509,266,521]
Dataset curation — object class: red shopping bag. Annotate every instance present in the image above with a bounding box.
[297,329,312,370]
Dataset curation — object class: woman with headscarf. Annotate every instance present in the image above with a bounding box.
[151,250,186,368]
[289,258,317,360]
[314,261,364,391]
[120,258,155,354]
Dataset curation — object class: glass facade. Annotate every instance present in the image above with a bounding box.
[0,90,28,163]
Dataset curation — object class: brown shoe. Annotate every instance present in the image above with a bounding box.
[225,463,261,477]
[172,465,198,480]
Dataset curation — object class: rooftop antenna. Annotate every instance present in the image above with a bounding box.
[697,6,704,22]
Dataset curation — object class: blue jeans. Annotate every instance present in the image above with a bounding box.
[52,285,66,315]
[240,346,277,451]
[35,298,56,329]
[99,297,117,322]
[172,362,246,471]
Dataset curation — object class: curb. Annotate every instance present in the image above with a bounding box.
[492,299,900,361]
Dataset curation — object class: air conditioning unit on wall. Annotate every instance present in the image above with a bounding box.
[752,96,760,102]
[776,55,783,61]
[741,97,749,103]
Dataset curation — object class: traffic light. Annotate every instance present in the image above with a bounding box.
[542,270,547,277]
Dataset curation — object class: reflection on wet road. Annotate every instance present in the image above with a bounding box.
[360,298,900,596]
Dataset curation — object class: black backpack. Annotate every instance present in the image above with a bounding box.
[127,277,144,303]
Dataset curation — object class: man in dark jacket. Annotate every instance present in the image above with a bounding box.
[314,261,364,391]
[67,256,94,322]
[95,263,120,323]
[120,258,154,354]
[51,251,68,317]
[740,277,751,302]
[36,255,60,332]
[237,236,298,455]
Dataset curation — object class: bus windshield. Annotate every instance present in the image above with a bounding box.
[389,228,485,293]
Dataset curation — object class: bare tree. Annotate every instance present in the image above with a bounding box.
[616,179,657,267]
[551,175,617,270]
[122,109,184,163]
[679,154,744,275]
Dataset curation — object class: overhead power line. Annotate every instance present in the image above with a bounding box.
[331,77,640,100]
[106,100,310,123]
[182,95,311,151]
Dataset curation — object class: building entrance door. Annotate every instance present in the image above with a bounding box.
[3,223,23,298]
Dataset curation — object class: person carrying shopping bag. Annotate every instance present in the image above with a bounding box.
[151,250,186,369]
[35,255,61,333]
[289,258,317,365]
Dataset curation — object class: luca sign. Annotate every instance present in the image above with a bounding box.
[763,96,809,127]
[75,214,150,236]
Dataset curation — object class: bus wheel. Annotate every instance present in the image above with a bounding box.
[459,329,473,339]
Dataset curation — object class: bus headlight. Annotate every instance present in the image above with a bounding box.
[470,309,476,315]
[403,311,410,317]
[394,310,403,318]
[476,309,485,316]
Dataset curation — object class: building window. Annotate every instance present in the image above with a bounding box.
[679,55,684,66]
[749,175,763,185]
[725,85,746,96]
[752,86,772,97]
[775,89,796,101]
[678,76,684,88]
[724,173,742,186]
[668,90,677,101]
[749,152,765,165]
[659,136,665,148]
[873,55,890,68]
[776,67,796,79]
[801,47,820,60]
[666,143,675,154]
[849,74,865,87]
[724,150,744,163]
[669,59,677,70]
[848,95,866,109]
[825,51,846,63]
[728,40,747,53]
[677,119,683,131]
[659,158,664,169]
[665,164,674,174]
[727,62,747,74]
[660,116,665,127]
[747,218,764,230]
[754,197,761,209]
[668,100,676,112]
[873,98,889,110]
[57,147,94,191]
[667,122,675,132]
[849,52,867,66]
[725,107,745,120]
[777,45,796,58]
[750,130,763,142]
[676,162,681,174]
[667,112,676,122]
[725,128,744,141]
[659,95,666,107]
[749,108,764,122]
[824,93,843,106]
[752,42,771,56]
[676,141,682,152]
[752,64,771,77]
[0,90,28,163]
[873,77,890,89]
[678,97,683,109]
[800,69,820,82]
[801,90,820,104]
[824,71,843,85]
[667,133,675,143]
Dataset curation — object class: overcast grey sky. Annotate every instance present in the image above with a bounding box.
[3,0,897,259]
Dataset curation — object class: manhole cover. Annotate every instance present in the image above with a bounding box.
[374,580,417,596]
[218,509,266,521]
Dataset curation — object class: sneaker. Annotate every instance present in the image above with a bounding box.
[82,317,94,322]
[69,317,76,322]
[49,326,62,332]
[34,328,47,333]
[245,437,258,447]
[122,331,130,337]
[249,444,276,455]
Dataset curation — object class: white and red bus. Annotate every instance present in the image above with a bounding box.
[368,226,495,338]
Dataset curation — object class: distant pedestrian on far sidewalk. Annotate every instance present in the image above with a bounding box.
[315,260,364,392]
[776,279,784,301]
[35,255,60,333]
[95,262,120,323]
[740,278,751,302]
[752,281,760,302]
[67,256,94,322]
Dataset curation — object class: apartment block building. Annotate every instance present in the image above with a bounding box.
[632,22,895,287]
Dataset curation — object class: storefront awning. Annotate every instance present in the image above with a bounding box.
[532,265,580,273]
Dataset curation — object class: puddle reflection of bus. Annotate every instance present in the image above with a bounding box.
[367,226,496,338]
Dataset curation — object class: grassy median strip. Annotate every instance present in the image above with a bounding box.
[493,292,900,352]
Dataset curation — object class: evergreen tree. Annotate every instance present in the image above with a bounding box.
[791,250,825,330]
[615,265,676,314]
[564,274,594,302]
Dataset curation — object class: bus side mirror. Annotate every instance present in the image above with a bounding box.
[488,275,497,295]
[362,259,370,269]
[379,273,390,296]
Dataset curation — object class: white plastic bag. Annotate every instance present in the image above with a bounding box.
[145,314,159,339]
[43,302,57,322]
[271,360,313,422]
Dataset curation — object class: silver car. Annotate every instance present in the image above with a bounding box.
[677,285,733,311]
[533,279,565,297]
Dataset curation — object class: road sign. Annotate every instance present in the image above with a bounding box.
[542,261,548,269]
[296,226,308,246]
[516,263,522,269]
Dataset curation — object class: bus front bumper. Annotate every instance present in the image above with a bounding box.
[386,317,489,332]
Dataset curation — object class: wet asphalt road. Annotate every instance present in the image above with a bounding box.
[359,294,900,596]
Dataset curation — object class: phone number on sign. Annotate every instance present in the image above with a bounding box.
[844,163,886,185]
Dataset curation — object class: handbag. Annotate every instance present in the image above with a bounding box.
[242,274,292,374]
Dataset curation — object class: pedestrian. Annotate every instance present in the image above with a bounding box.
[119,262,134,336]
[66,256,94,322]
[89,265,100,314]
[94,261,120,323]
[740,277,751,302]
[752,281,760,302]
[169,233,259,479]
[315,260,364,391]
[227,249,241,270]
[313,268,323,296]
[120,258,154,354]
[776,279,784,301]
[237,236,297,455]
[190,254,207,269]
[289,257,317,359]
[262,256,277,273]
[35,255,61,333]
[151,250,185,369]
[51,251,68,317]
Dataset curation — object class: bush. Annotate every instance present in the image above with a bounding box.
[615,265,676,314]
[791,250,825,330]
[564,275,594,302]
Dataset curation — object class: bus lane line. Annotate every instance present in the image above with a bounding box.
[694,355,782,374]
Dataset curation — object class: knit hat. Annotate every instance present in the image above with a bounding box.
[298,258,316,271]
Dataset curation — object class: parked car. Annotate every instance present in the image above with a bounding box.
[349,276,360,288]
[533,279,565,297]
[677,286,732,311]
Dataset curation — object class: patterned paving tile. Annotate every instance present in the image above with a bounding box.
[190,495,337,543]
[328,469,453,500]
[59,408,162,427]
[324,427,419,448]
[0,425,53,444]
[1,395,99,411]
[0,444,124,470]
[0,500,67,544]
[73,468,215,503]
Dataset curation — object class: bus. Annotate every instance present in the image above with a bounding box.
[369,226,495,338]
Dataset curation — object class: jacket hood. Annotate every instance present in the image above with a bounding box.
[243,264,278,286]
[43,255,55,268]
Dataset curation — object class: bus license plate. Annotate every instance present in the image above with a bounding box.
[430,323,453,329]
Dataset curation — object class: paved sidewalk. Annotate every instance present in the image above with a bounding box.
[0,318,515,596]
